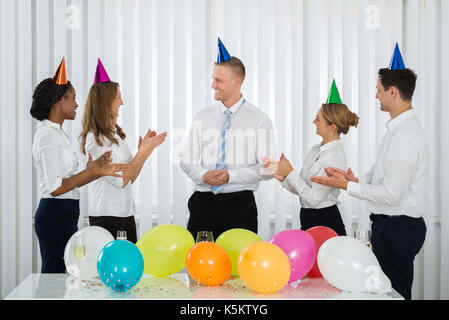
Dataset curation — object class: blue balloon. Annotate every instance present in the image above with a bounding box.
[97,240,144,292]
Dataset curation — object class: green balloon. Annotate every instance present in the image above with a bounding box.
[136,224,194,277]
[215,228,263,276]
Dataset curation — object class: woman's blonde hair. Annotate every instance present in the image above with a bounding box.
[79,81,126,154]
[321,103,359,135]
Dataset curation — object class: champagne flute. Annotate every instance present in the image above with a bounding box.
[353,229,371,248]
[73,236,85,280]
[196,231,214,243]
[117,230,127,240]
[74,236,86,263]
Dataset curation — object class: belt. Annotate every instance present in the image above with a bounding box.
[370,213,414,223]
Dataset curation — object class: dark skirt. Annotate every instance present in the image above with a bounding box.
[88,215,138,244]
[300,204,347,236]
[34,198,80,273]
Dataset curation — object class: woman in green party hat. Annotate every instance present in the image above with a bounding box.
[262,79,359,235]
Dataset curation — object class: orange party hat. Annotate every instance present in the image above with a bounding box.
[52,57,67,85]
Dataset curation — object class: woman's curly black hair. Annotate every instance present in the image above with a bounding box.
[30,78,73,120]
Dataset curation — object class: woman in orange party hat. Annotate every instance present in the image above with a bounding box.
[31,57,129,273]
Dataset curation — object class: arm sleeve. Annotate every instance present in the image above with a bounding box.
[358,163,376,185]
[179,113,210,186]
[346,136,420,206]
[85,133,125,189]
[38,133,65,194]
[283,158,345,208]
[280,171,299,195]
[227,116,278,184]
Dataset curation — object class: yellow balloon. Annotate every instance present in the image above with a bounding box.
[136,224,194,276]
[215,228,263,276]
[237,242,291,294]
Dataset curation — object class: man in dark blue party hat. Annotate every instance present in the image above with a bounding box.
[180,37,277,243]
[311,42,427,300]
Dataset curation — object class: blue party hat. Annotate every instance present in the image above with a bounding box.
[217,37,232,63]
[389,42,406,70]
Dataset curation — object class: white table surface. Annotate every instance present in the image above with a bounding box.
[5,272,403,300]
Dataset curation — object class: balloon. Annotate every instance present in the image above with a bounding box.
[268,229,316,283]
[215,228,263,276]
[185,242,232,286]
[136,224,195,276]
[305,226,338,277]
[64,226,114,279]
[237,242,291,294]
[97,240,144,293]
[317,236,392,293]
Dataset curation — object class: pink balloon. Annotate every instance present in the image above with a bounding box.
[268,229,317,284]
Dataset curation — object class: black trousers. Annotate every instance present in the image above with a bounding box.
[34,198,80,273]
[300,205,347,236]
[187,191,258,241]
[89,215,138,244]
[370,214,426,300]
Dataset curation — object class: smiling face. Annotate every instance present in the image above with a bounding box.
[313,108,337,139]
[58,85,78,120]
[111,85,124,121]
[375,76,400,113]
[211,65,241,103]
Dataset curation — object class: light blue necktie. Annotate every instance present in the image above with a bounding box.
[211,109,232,194]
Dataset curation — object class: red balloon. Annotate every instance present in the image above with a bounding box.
[305,226,338,277]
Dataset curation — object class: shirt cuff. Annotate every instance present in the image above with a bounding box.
[280,170,302,191]
[228,169,238,184]
[285,170,300,184]
[196,168,210,185]
[346,181,362,198]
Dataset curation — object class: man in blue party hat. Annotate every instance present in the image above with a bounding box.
[180,37,277,242]
[310,42,427,300]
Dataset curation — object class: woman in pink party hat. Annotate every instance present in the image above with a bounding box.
[30,57,129,273]
[79,58,167,243]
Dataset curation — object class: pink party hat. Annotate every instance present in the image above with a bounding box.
[93,58,111,83]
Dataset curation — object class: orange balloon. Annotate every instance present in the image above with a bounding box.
[185,242,232,286]
[237,242,291,294]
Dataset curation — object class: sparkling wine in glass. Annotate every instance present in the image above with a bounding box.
[354,229,371,248]
[74,236,86,263]
[117,230,127,240]
[196,231,214,243]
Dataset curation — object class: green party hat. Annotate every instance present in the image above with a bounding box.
[326,79,343,104]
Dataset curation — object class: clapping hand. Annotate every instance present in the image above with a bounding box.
[138,129,168,156]
[309,167,357,190]
[86,151,130,178]
[324,167,358,183]
[262,153,294,182]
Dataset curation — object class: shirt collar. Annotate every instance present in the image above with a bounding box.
[386,108,415,131]
[42,119,62,129]
[316,139,343,153]
[219,95,245,114]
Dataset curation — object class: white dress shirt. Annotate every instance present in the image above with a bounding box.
[85,131,135,217]
[32,119,80,200]
[281,139,347,209]
[180,96,277,193]
[346,109,427,218]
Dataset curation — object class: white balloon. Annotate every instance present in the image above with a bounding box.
[64,226,114,280]
[317,236,392,294]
